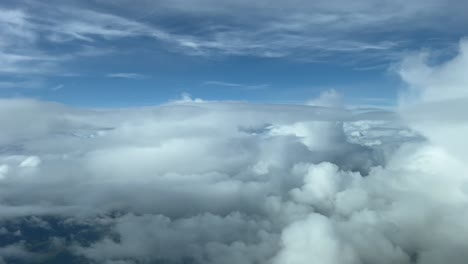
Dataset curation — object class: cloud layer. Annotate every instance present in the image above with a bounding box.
[1,41,468,263]
[1,0,467,78]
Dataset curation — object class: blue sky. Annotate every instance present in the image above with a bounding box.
[0,0,466,107]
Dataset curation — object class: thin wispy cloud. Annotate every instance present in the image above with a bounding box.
[0,79,44,89]
[1,0,464,78]
[203,81,269,90]
[51,84,64,91]
[106,73,147,80]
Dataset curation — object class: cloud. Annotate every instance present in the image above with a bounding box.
[3,52,467,262]
[399,39,468,104]
[0,4,158,76]
[0,94,399,262]
[273,213,360,264]
[84,0,465,62]
[51,84,64,91]
[398,39,468,161]
[0,79,44,89]
[106,73,147,80]
[307,89,344,107]
[1,0,465,78]
[0,242,38,263]
[203,81,269,90]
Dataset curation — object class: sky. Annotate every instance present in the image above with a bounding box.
[2,1,468,264]
[1,0,467,106]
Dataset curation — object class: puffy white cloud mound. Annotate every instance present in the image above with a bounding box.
[274,213,360,264]
[400,39,468,161]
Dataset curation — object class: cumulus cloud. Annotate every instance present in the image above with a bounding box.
[1,39,468,263]
[399,39,468,160]
[0,95,395,263]
[273,213,360,264]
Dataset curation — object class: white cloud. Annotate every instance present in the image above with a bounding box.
[203,81,269,90]
[0,79,44,89]
[307,89,344,107]
[19,156,41,168]
[0,94,397,262]
[273,213,360,264]
[399,39,468,161]
[106,73,147,79]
